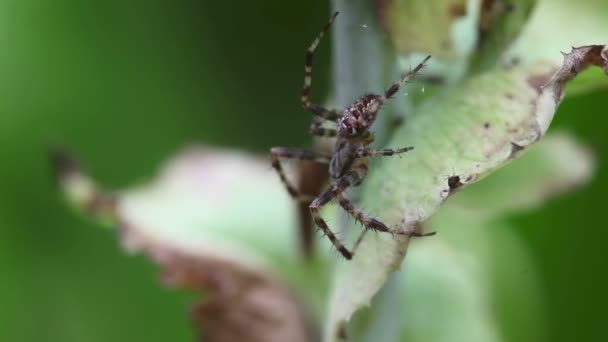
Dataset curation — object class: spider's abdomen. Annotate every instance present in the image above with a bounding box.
[338,94,383,138]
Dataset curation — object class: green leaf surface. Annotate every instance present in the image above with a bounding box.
[446,131,595,220]
[505,0,608,93]
[507,0,608,64]
[384,0,469,60]
[470,0,538,73]
[348,131,591,342]
[56,147,323,342]
[324,45,606,341]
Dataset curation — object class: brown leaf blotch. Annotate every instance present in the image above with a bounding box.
[527,70,556,95]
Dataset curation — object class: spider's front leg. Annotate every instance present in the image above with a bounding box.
[383,55,431,100]
[301,12,342,122]
[270,147,330,202]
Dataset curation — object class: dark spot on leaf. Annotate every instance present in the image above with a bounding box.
[483,122,491,129]
[510,142,525,159]
[505,93,515,100]
[503,57,521,70]
[392,115,405,128]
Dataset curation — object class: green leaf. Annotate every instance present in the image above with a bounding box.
[470,0,538,73]
[348,131,591,342]
[54,147,323,342]
[384,0,468,60]
[396,218,544,342]
[446,131,595,220]
[324,45,607,341]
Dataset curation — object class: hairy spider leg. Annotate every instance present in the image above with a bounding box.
[336,193,435,258]
[301,12,342,121]
[354,147,414,158]
[309,147,431,259]
[309,170,363,259]
[383,55,431,100]
[270,147,330,202]
[336,193,402,234]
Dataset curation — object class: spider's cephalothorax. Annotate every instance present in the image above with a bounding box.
[338,94,382,139]
[271,12,434,260]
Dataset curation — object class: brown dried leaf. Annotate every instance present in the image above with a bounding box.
[120,221,311,342]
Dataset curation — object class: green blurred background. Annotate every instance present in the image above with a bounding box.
[0,1,605,341]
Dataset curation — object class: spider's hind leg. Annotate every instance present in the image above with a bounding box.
[336,194,406,235]
[270,147,330,202]
[309,171,361,260]
[337,194,436,258]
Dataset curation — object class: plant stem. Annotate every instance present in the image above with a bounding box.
[331,0,390,142]
[328,2,404,341]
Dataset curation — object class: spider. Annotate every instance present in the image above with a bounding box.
[271,12,434,260]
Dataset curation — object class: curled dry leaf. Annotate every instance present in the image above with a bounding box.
[325,45,607,341]
[121,221,310,342]
[445,131,595,220]
[54,147,311,342]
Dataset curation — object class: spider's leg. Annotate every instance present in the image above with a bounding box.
[338,193,436,258]
[336,194,404,235]
[309,170,360,260]
[309,121,337,138]
[301,12,342,121]
[351,229,369,256]
[354,147,414,158]
[270,147,330,202]
[383,55,431,100]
